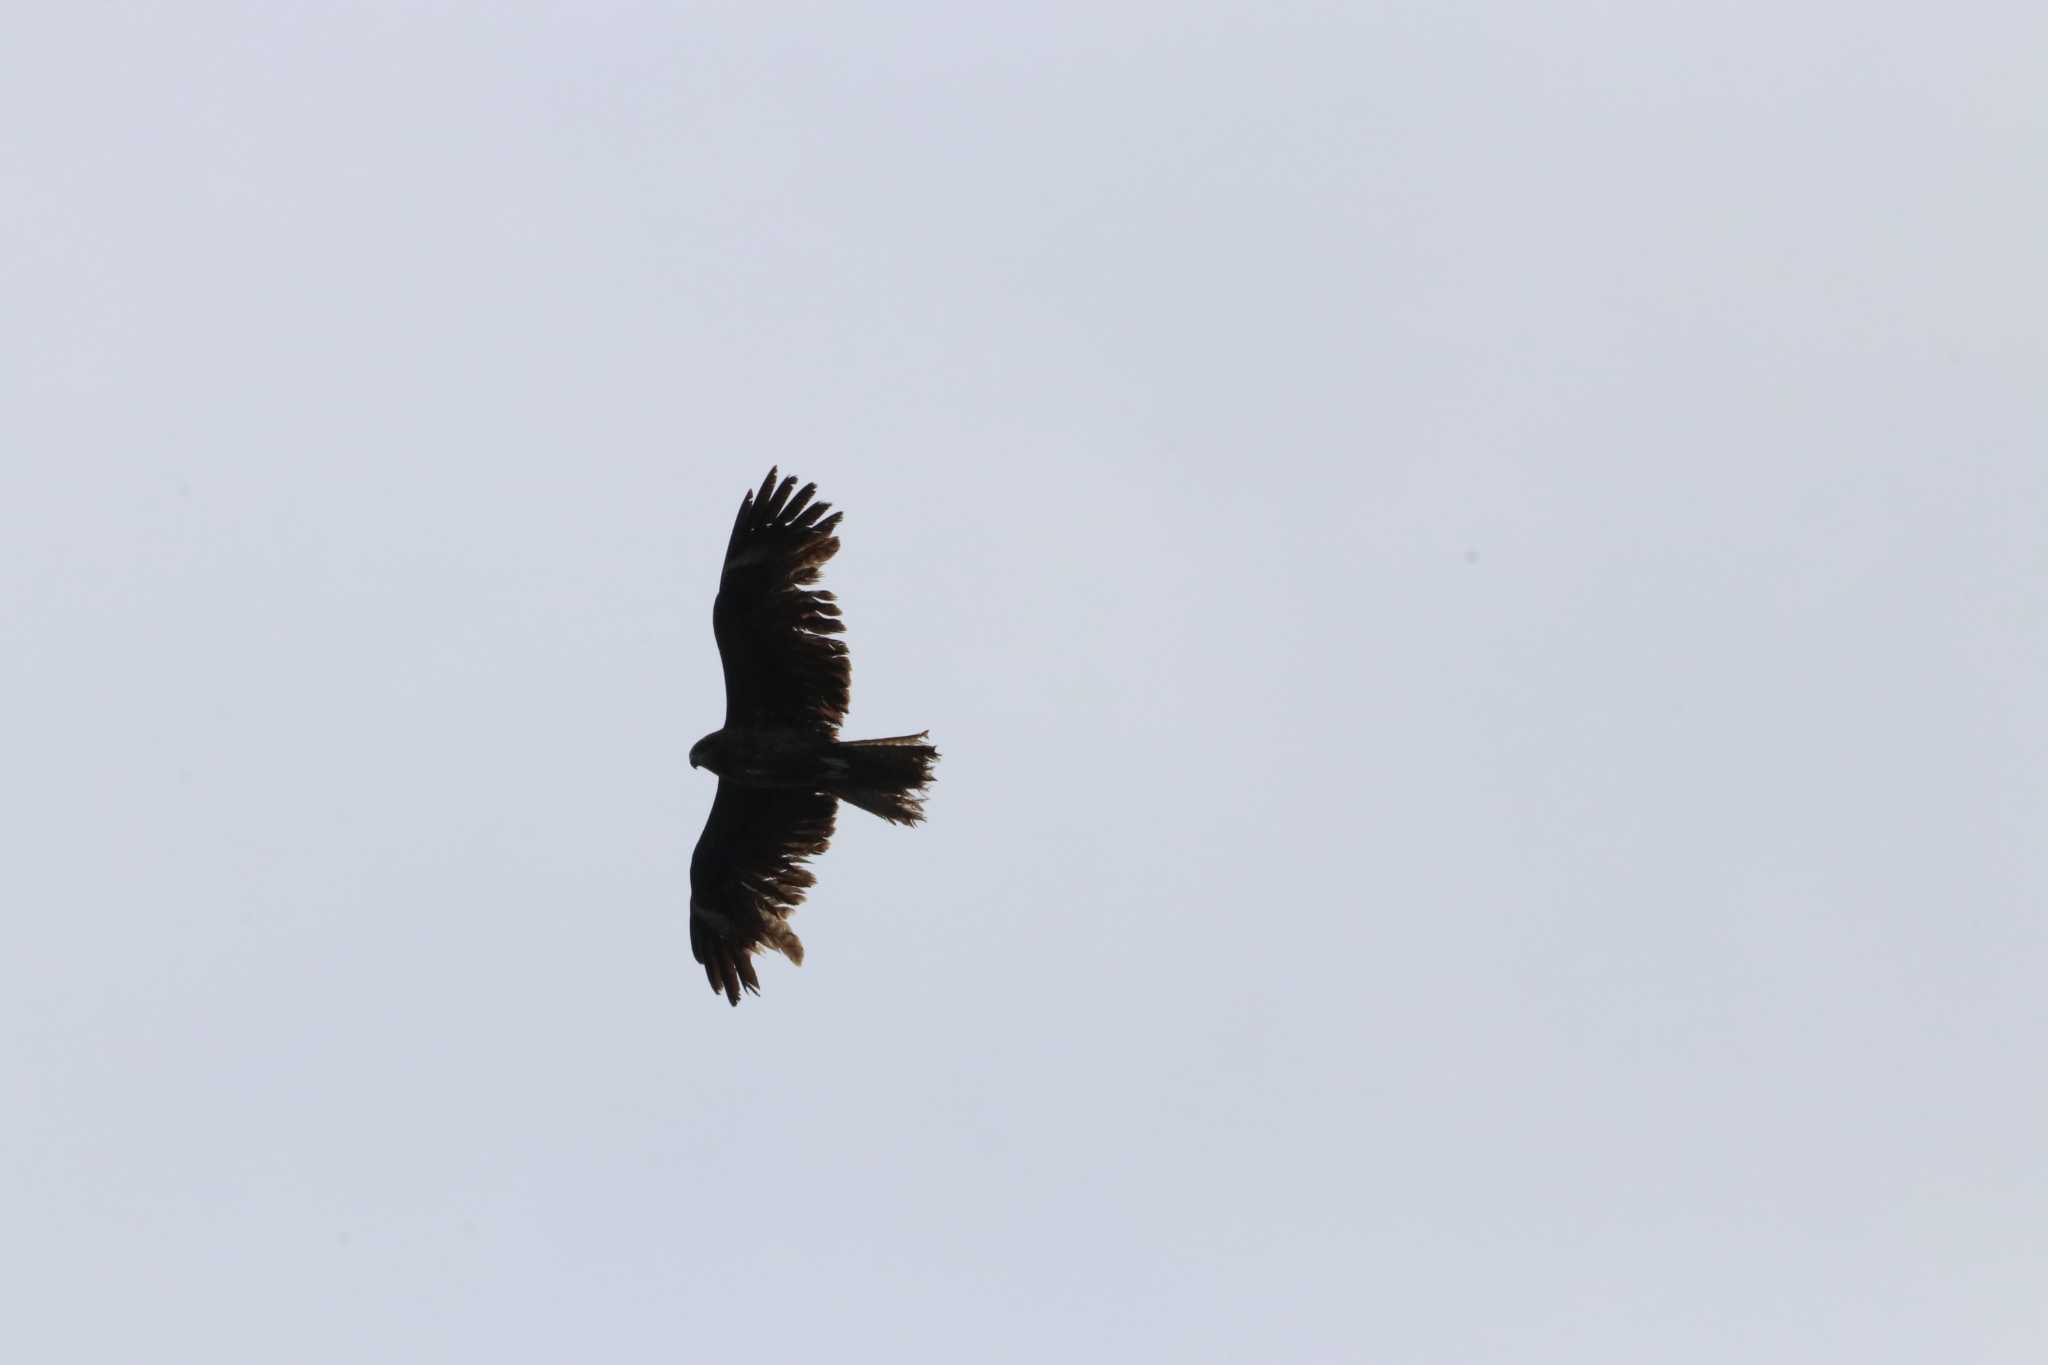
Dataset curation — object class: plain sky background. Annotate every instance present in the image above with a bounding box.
[6,3,2045,1361]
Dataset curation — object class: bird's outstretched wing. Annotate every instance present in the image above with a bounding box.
[714,468,849,735]
[689,781,837,1005]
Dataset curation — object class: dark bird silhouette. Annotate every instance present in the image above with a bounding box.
[687,469,938,1004]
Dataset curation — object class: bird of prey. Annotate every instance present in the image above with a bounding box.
[687,469,938,1004]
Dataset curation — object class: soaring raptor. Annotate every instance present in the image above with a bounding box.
[687,469,938,1004]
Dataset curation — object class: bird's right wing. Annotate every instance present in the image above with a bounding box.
[688,779,838,1005]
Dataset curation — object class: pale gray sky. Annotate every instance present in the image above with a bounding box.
[6,3,2045,1361]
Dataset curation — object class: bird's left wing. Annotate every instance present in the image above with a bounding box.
[689,780,838,1005]
[713,468,849,735]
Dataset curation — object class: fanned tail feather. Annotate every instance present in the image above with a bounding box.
[830,732,939,826]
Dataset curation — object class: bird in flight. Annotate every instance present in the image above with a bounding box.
[687,469,939,1004]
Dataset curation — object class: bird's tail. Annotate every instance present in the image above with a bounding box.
[829,732,938,826]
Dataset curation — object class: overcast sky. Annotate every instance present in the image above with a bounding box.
[6,3,2045,1361]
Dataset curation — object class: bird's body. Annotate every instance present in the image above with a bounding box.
[687,469,937,1004]
[689,726,834,789]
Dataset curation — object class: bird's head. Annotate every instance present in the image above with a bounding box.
[689,731,720,773]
